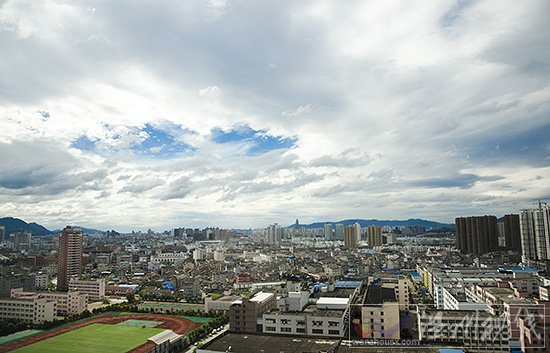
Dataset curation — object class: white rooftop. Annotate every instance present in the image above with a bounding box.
[250,291,274,303]
[316,297,349,306]
[148,329,181,345]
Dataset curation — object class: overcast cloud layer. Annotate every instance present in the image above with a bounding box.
[0,0,549,231]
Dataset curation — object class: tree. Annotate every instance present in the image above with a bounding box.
[126,293,135,303]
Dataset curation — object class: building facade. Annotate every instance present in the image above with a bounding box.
[0,274,36,298]
[12,288,87,316]
[13,230,31,253]
[344,226,358,248]
[417,309,509,352]
[503,214,521,252]
[57,226,83,291]
[366,226,383,247]
[69,278,105,301]
[0,295,56,324]
[455,215,498,255]
[520,206,550,261]
[229,292,276,332]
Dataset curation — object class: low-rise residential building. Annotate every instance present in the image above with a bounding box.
[150,252,187,264]
[0,295,56,324]
[69,278,105,301]
[277,291,310,312]
[418,309,509,352]
[34,273,49,290]
[229,292,277,332]
[262,306,346,337]
[0,274,35,298]
[205,295,242,313]
[361,283,400,340]
[11,288,87,316]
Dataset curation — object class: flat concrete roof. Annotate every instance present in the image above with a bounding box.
[216,295,242,302]
[338,346,440,353]
[250,292,274,302]
[364,285,396,305]
[202,333,339,353]
[317,297,349,305]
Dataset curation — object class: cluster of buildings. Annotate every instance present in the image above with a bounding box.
[0,227,105,323]
[455,203,550,266]
[1,205,550,352]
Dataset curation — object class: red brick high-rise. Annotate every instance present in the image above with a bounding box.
[57,226,83,291]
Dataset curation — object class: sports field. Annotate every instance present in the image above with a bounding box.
[12,323,164,353]
[117,319,164,328]
[137,301,205,312]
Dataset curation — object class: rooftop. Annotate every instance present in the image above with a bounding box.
[317,297,349,306]
[202,333,339,353]
[303,304,346,317]
[250,292,274,303]
[214,295,242,302]
[364,285,396,305]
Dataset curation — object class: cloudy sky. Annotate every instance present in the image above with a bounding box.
[0,0,549,231]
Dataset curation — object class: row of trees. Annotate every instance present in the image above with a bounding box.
[185,313,228,347]
[0,319,29,337]
[138,292,204,303]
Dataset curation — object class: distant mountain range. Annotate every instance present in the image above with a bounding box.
[0,217,52,235]
[0,217,104,236]
[289,218,455,229]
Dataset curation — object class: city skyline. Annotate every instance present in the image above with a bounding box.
[0,1,549,231]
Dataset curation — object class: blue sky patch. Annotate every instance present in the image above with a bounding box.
[131,123,194,158]
[71,123,194,158]
[71,135,97,152]
[212,124,297,155]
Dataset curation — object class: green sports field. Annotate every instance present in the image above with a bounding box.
[12,323,165,353]
[137,301,205,312]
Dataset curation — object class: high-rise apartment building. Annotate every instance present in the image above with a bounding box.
[520,205,550,261]
[366,226,383,247]
[502,214,521,252]
[335,223,344,240]
[324,223,333,240]
[344,226,358,248]
[13,230,31,252]
[0,226,5,243]
[455,215,498,255]
[57,226,83,291]
[266,223,282,244]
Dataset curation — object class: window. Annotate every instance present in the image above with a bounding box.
[296,320,306,325]
[265,326,276,332]
[297,328,305,333]
[281,327,291,332]
[312,329,323,334]
[328,330,340,335]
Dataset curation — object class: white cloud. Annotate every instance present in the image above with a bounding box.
[0,0,548,230]
[282,104,318,117]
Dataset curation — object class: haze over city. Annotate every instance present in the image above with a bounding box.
[0,0,549,231]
